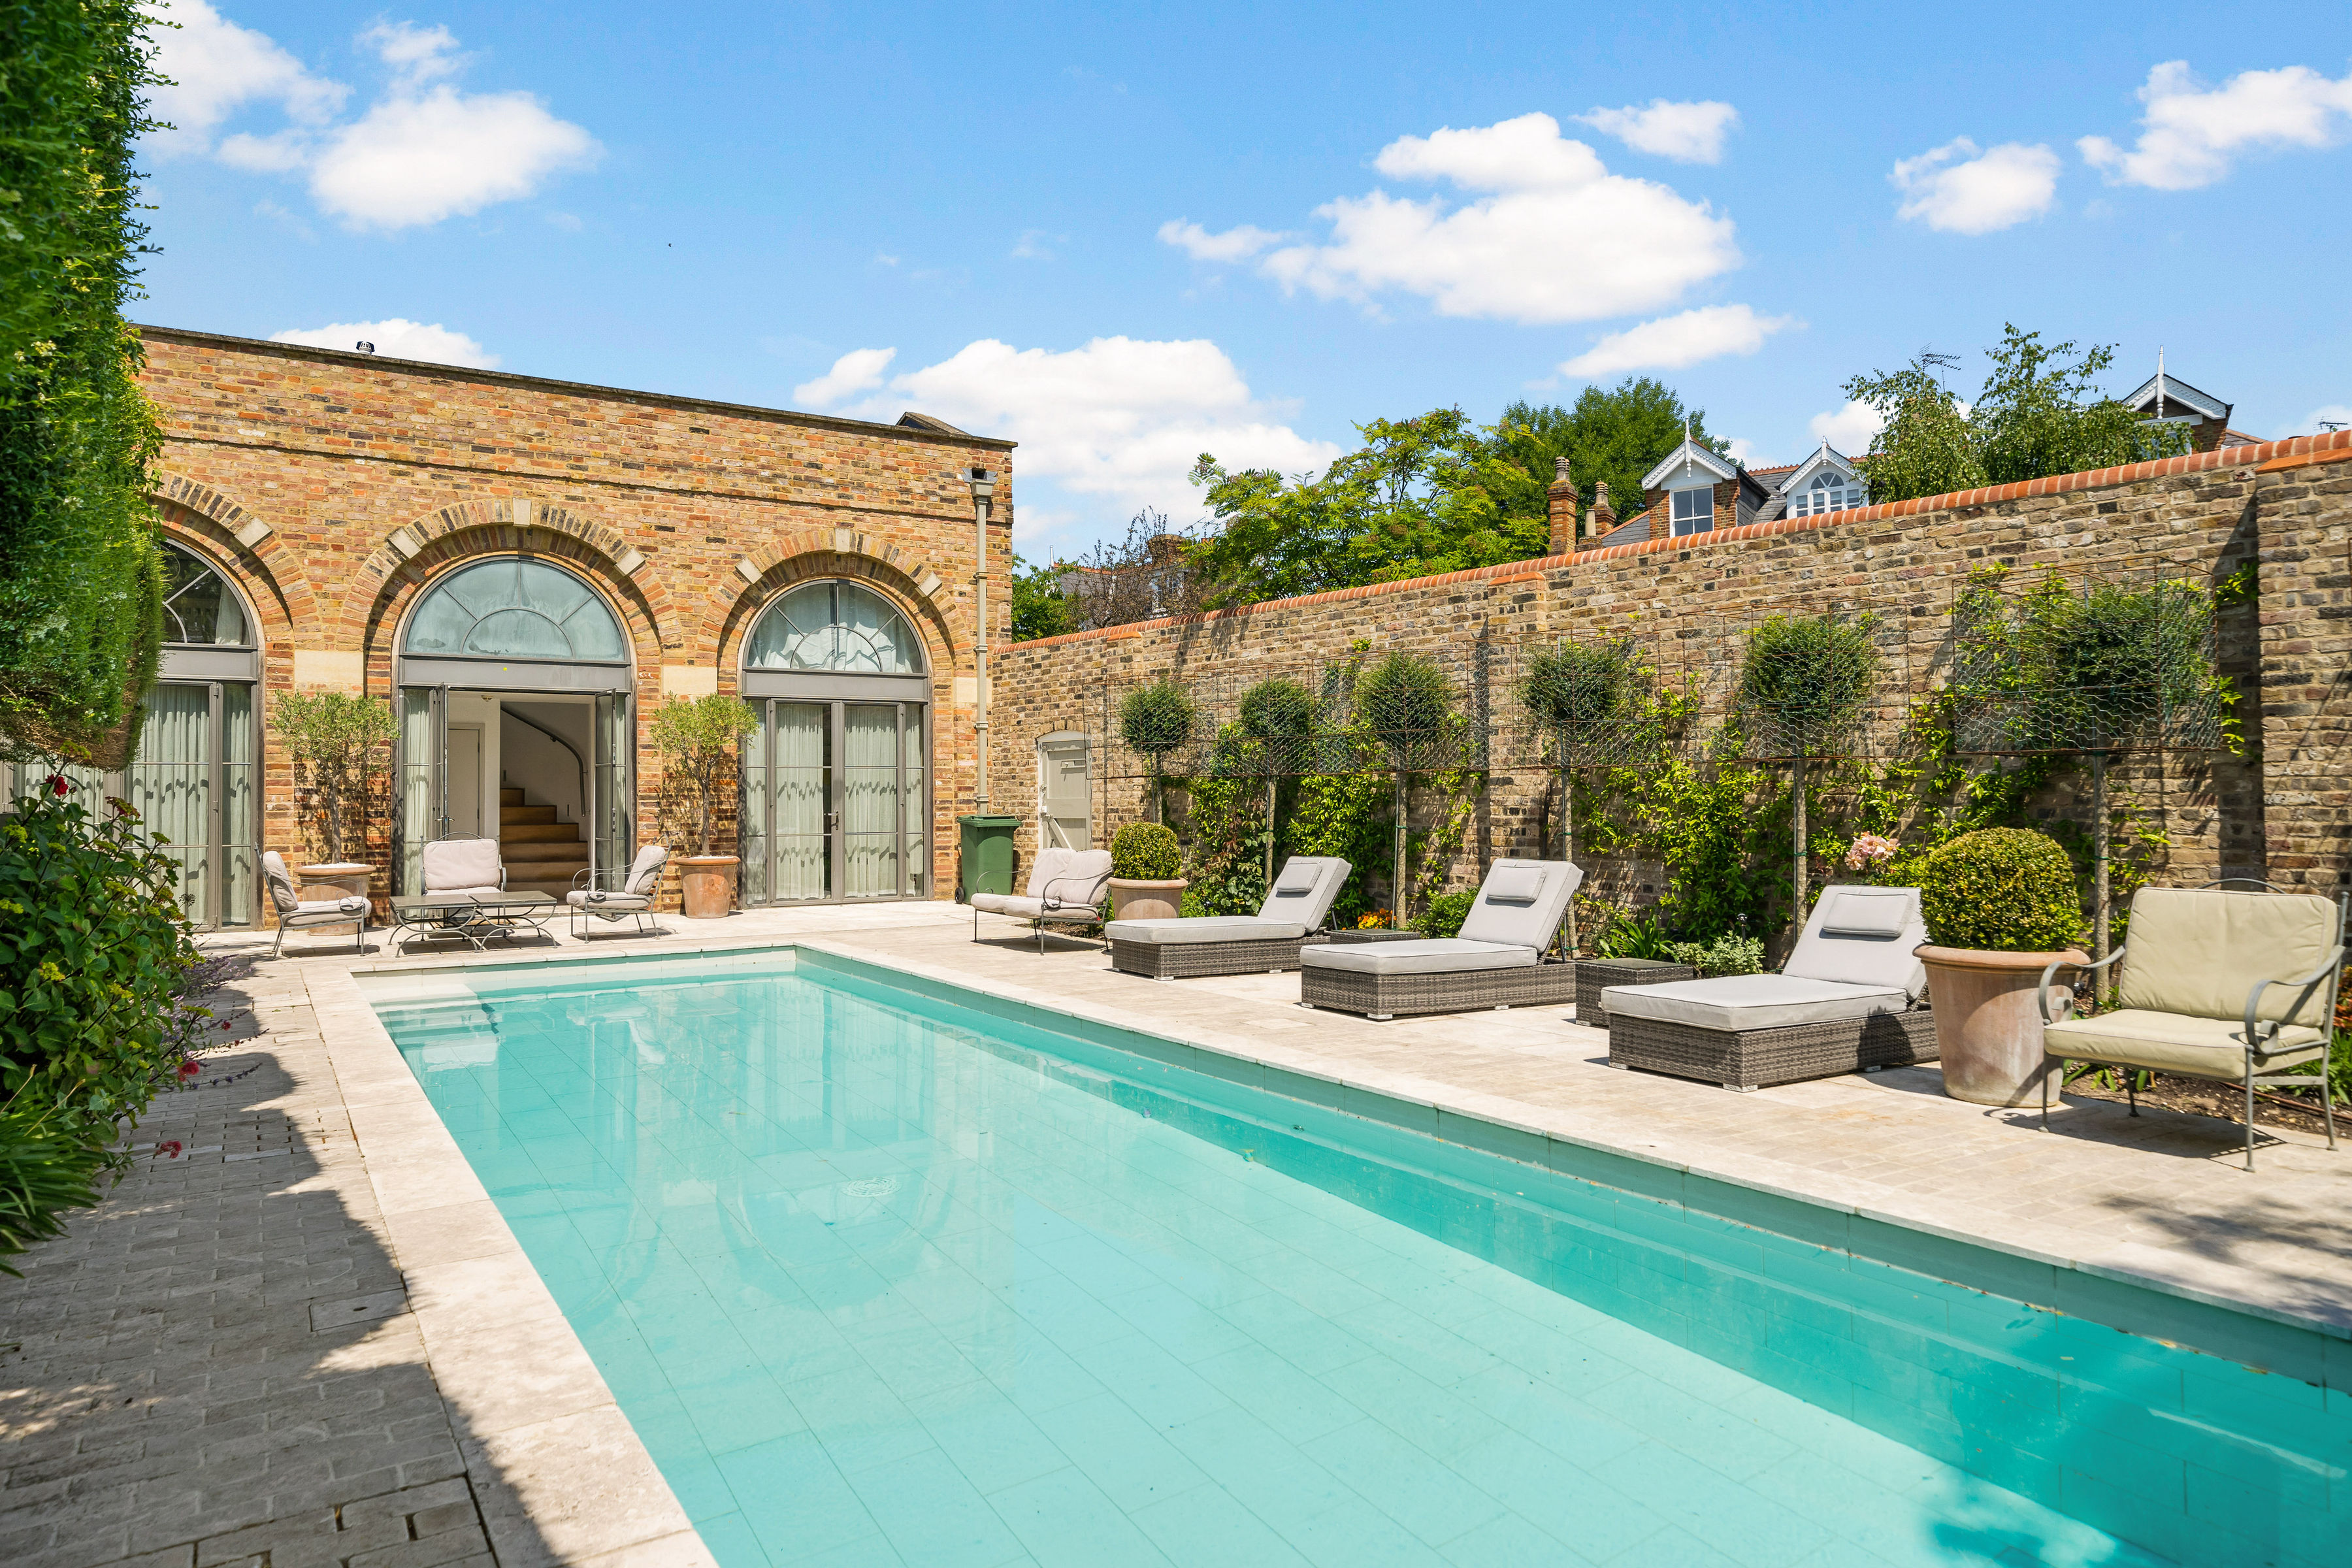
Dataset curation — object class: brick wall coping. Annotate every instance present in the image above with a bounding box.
[136,324,1018,453]
[1009,428,2352,651]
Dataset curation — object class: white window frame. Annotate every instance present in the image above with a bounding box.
[1670,487,1714,536]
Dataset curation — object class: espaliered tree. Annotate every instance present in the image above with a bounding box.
[1520,637,1649,955]
[1119,679,1196,825]
[1737,614,1876,935]
[1356,652,1452,927]
[1236,677,1318,882]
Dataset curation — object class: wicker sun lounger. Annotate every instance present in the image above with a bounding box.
[1602,885,1936,1091]
[1106,857,1350,979]
[1298,859,1582,1020]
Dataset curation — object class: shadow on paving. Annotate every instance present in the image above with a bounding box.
[0,973,561,1568]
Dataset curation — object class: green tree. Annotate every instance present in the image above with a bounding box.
[1844,326,2191,505]
[272,693,397,863]
[1010,553,1078,642]
[1484,378,1727,527]
[649,694,760,855]
[0,1,168,766]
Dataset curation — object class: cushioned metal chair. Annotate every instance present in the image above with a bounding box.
[1602,885,1937,1091]
[420,836,507,897]
[1106,856,1352,979]
[567,845,668,939]
[1299,859,1581,1019]
[2038,881,2345,1170]
[970,847,1114,952]
[261,851,370,956]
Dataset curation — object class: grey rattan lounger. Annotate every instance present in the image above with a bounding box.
[1105,857,1350,979]
[1298,859,1581,1019]
[1601,885,1937,1091]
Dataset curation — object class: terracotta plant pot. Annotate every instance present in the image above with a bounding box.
[1917,943,2089,1106]
[1107,877,1186,922]
[297,862,372,902]
[678,855,738,919]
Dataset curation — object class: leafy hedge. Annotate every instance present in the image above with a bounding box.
[1918,828,2087,953]
[0,1,167,764]
[1110,821,1180,880]
[0,788,197,1270]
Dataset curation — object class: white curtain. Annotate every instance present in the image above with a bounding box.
[220,685,255,925]
[774,702,827,900]
[902,710,927,895]
[739,711,768,905]
[131,685,210,922]
[842,706,898,897]
[398,688,435,894]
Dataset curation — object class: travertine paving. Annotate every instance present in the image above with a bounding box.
[5,896,2345,1568]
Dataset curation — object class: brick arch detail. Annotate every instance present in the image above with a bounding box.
[348,498,678,649]
[710,547,961,684]
[356,523,668,696]
[151,472,316,634]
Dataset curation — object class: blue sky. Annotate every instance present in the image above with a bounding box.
[139,1,2352,557]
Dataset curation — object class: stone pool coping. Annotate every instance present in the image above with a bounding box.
[332,932,2350,1398]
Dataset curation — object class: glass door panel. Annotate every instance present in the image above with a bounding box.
[773,702,829,900]
[841,704,900,898]
[396,687,442,894]
[902,704,928,896]
[220,684,256,926]
[593,691,632,879]
[740,709,770,906]
[130,683,212,924]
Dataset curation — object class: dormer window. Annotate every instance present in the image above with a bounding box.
[1789,469,1865,518]
[1670,487,1714,536]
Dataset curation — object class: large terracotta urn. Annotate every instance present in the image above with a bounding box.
[1917,944,2089,1106]
[1107,877,1186,922]
[678,855,738,919]
[297,862,372,902]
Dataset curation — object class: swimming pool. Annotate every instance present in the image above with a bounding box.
[369,947,2347,1568]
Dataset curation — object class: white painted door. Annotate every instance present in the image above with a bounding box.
[1038,735,1092,850]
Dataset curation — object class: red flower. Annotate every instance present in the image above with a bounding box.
[46,774,69,798]
[179,1058,201,1078]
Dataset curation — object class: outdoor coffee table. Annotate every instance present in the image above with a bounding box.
[389,892,556,952]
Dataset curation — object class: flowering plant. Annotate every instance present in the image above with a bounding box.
[1842,834,1898,875]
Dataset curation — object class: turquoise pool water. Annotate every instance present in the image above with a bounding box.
[371,949,2346,1568]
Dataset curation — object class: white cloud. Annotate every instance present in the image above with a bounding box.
[1246,112,1737,324]
[1808,399,1886,453]
[2081,61,2352,190]
[792,348,897,407]
[1575,100,1739,163]
[1891,139,2061,234]
[811,336,1341,537]
[311,85,598,228]
[1011,229,1064,261]
[144,0,347,154]
[1722,437,1759,464]
[270,318,498,368]
[145,8,596,228]
[2291,404,2352,436]
[1559,304,1791,378]
[1158,220,1288,263]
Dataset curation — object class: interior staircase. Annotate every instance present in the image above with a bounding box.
[498,783,588,899]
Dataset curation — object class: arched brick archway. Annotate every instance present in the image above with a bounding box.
[151,473,317,634]
[710,549,961,687]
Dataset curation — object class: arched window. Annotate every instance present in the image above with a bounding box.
[404,557,629,663]
[743,580,924,676]
[162,542,252,646]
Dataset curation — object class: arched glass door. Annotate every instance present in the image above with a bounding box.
[740,581,931,904]
[393,557,635,894]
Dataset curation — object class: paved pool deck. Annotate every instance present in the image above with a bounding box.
[3,898,2345,1568]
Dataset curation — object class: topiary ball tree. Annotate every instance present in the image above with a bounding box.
[1119,679,1196,824]
[1520,638,1643,954]
[1237,678,1318,882]
[1738,613,1876,938]
[1355,653,1451,924]
[1918,828,2087,953]
[1110,821,1181,881]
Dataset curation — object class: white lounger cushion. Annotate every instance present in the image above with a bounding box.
[974,894,1100,921]
[287,896,368,920]
[1301,938,1537,975]
[1784,885,1930,998]
[2043,1009,2326,1079]
[1255,857,1350,927]
[1105,916,1307,945]
[1601,974,1910,1033]
[1458,859,1584,951]
[422,838,504,895]
[566,890,651,909]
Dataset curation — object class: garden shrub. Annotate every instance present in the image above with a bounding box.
[1419,890,1474,939]
[1356,652,1450,762]
[1738,613,1875,758]
[1663,931,1767,978]
[1110,821,1180,880]
[1119,680,1196,821]
[1918,828,2086,952]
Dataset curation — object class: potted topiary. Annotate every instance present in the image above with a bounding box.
[272,691,396,902]
[649,693,760,919]
[1914,827,2089,1106]
[1107,821,1186,921]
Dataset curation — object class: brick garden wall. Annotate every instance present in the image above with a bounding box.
[992,431,2352,928]
[138,327,1015,916]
